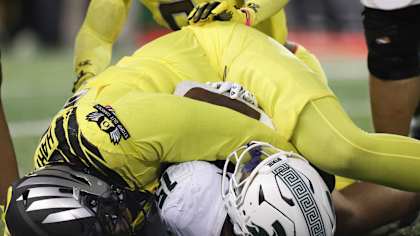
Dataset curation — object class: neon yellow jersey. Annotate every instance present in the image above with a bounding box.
[39,23,333,194]
[33,88,290,192]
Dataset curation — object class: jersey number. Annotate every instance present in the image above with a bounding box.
[156,172,178,209]
[159,0,194,30]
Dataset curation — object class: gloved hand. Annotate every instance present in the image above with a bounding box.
[73,60,96,93]
[187,1,255,26]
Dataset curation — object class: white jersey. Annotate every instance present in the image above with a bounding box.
[156,161,228,236]
[361,0,420,10]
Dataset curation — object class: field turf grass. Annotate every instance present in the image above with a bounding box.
[1,51,419,236]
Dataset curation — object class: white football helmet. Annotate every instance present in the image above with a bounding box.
[222,142,336,236]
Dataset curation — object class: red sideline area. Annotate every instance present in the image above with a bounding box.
[136,29,367,58]
[289,31,367,58]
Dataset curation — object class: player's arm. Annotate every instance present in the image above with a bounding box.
[333,183,420,236]
[73,0,132,92]
[0,51,18,207]
[188,0,288,27]
[141,94,295,164]
[155,82,296,164]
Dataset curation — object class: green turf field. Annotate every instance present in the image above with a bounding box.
[0,51,418,235]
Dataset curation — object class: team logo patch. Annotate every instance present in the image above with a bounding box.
[86,104,130,145]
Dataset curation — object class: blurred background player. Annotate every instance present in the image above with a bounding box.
[363,0,420,137]
[0,50,19,208]
[156,142,336,236]
[332,2,420,235]
[72,0,288,92]
[0,0,63,50]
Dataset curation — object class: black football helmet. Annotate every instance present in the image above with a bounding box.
[4,165,153,236]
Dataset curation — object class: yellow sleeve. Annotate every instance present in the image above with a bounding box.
[243,0,288,26]
[73,0,132,91]
[134,94,298,163]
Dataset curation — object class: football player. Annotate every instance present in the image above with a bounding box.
[73,0,288,92]
[210,0,420,230]
[5,22,420,235]
[156,142,336,236]
[346,2,420,234]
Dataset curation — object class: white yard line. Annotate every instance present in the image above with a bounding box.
[9,119,51,138]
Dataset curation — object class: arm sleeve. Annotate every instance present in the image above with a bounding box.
[73,0,132,87]
[244,0,288,25]
[128,94,297,163]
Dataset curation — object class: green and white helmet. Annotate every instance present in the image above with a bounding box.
[222,142,336,236]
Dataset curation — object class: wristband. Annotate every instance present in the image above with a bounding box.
[240,8,252,26]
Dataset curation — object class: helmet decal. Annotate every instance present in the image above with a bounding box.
[246,220,287,236]
[246,222,269,236]
[222,141,335,236]
[252,183,295,235]
[272,220,287,236]
[15,187,71,200]
[274,163,326,236]
[25,198,82,212]
[41,208,94,224]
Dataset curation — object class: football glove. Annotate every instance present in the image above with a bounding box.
[187,1,256,26]
[73,59,96,93]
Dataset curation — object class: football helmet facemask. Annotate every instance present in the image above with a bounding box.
[4,165,153,236]
[222,141,336,236]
